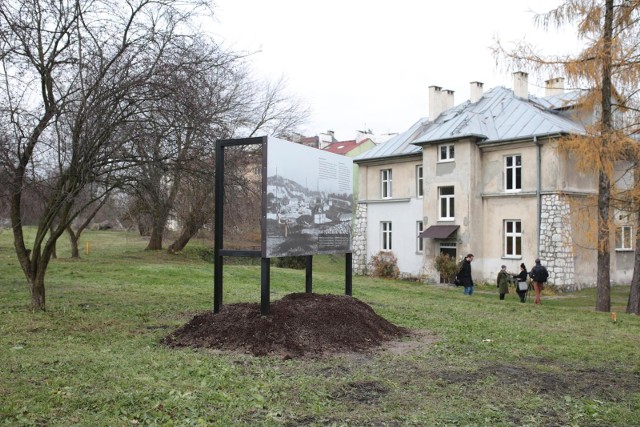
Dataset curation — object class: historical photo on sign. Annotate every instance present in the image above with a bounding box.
[265,137,353,258]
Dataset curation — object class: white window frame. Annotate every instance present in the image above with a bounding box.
[438,186,455,220]
[439,143,455,162]
[505,154,522,192]
[381,169,392,199]
[381,221,392,251]
[616,226,633,251]
[504,220,522,257]
[416,165,423,198]
[416,221,424,253]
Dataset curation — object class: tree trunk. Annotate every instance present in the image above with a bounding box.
[28,273,46,311]
[167,221,201,253]
[146,217,166,250]
[67,226,80,258]
[627,169,640,314]
[596,0,614,313]
[50,224,57,259]
[626,223,640,314]
[596,171,612,312]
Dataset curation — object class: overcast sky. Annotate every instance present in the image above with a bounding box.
[210,0,582,141]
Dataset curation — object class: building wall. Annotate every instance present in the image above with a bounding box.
[365,198,425,277]
[421,138,478,259]
[356,155,424,277]
[359,157,421,201]
[357,137,635,289]
[347,139,376,204]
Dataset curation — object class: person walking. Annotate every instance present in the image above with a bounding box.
[514,263,528,303]
[496,265,511,300]
[529,258,549,305]
[458,254,474,295]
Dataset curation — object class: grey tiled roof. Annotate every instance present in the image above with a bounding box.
[355,86,586,163]
[353,117,427,162]
[413,86,585,145]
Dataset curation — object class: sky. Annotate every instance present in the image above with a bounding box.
[209,0,583,142]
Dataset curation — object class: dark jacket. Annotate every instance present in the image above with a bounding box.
[458,259,473,287]
[497,270,511,293]
[530,264,548,283]
[515,270,528,293]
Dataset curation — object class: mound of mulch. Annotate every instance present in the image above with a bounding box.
[163,293,409,357]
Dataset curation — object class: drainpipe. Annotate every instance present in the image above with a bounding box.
[535,136,542,257]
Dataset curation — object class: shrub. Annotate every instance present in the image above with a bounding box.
[272,256,307,270]
[370,251,400,279]
[434,253,458,284]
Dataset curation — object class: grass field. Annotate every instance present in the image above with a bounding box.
[1,229,639,426]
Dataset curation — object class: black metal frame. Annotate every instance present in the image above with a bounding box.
[214,136,353,316]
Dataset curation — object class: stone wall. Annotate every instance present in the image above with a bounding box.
[539,193,576,290]
[352,203,368,274]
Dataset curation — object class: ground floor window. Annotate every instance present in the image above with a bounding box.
[616,226,633,250]
[439,242,457,258]
[381,221,392,251]
[416,221,423,253]
[504,220,522,257]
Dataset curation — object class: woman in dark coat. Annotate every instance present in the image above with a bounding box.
[458,254,474,295]
[514,263,528,303]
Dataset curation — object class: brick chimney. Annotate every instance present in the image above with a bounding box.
[545,77,565,96]
[513,71,528,98]
[470,81,484,103]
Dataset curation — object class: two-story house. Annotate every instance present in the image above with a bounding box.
[353,72,636,290]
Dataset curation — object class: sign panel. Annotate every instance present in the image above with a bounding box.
[265,137,353,257]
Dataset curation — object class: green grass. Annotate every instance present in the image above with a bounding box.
[1,229,639,426]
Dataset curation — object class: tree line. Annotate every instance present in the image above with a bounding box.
[0,0,307,311]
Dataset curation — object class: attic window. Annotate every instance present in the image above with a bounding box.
[439,144,455,162]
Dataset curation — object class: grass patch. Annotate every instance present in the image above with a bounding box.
[1,229,639,426]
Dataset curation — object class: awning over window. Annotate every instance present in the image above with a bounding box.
[418,225,459,239]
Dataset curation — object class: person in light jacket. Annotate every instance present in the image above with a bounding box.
[496,265,511,300]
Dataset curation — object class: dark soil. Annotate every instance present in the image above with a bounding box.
[163,293,409,358]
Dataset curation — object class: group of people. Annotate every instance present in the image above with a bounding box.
[457,254,548,305]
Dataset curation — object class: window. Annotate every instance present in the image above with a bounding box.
[381,221,392,251]
[416,165,423,198]
[504,220,522,257]
[439,144,455,162]
[416,221,424,253]
[438,186,455,220]
[505,155,522,191]
[381,169,392,199]
[616,226,633,250]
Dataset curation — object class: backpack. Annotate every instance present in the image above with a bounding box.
[533,266,549,283]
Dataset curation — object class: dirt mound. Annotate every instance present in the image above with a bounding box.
[163,293,408,357]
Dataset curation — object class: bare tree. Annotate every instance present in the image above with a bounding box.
[0,0,208,311]
[126,36,309,252]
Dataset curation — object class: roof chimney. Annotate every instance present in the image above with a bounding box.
[443,89,454,111]
[319,130,335,149]
[512,71,529,98]
[428,85,443,121]
[470,81,484,103]
[545,77,565,96]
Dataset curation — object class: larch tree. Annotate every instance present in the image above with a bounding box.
[495,0,640,312]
